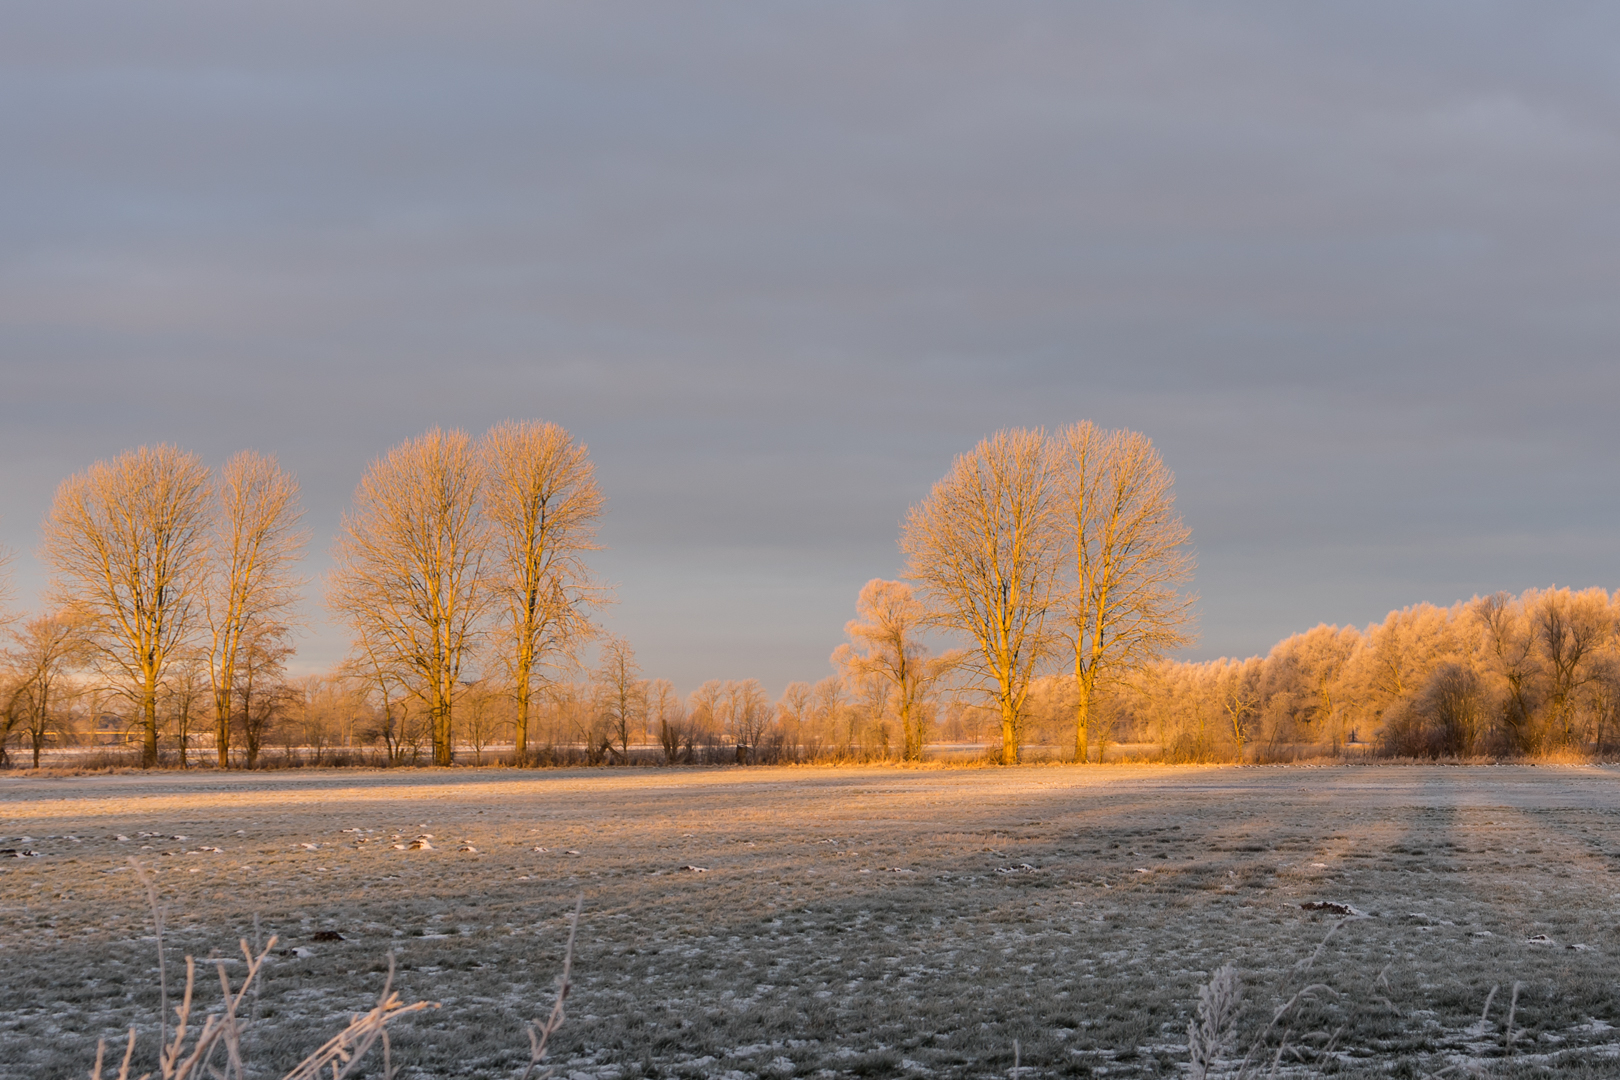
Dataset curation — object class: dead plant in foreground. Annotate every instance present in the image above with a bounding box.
[93,861,581,1080]
[1186,919,1346,1078]
[519,892,583,1080]
[90,942,432,1080]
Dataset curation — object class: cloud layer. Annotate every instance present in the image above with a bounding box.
[5,2,1620,691]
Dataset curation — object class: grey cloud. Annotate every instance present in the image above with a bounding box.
[4,2,1620,689]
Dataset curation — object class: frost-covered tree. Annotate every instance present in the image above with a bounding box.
[903,429,1062,764]
[42,445,212,767]
[1051,422,1196,763]
[329,429,488,766]
[832,579,954,762]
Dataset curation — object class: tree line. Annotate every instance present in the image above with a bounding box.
[3,420,1607,767]
[0,420,1201,768]
[1100,587,1620,761]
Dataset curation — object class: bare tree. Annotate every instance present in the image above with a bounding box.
[1475,593,1539,752]
[647,678,688,763]
[237,628,292,768]
[205,451,307,769]
[776,681,814,759]
[459,677,509,765]
[329,429,489,766]
[7,612,85,768]
[164,658,207,769]
[1534,587,1611,747]
[1277,624,1361,752]
[481,420,605,764]
[287,673,358,765]
[809,675,853,758]
[0,675,27,768]
[848,670,893,759]
[1217,659,1261,762]
[593,637,645,762]
[719,679,772,763]
[831,579,953,762]
[688,679,724,755]
[347,635,414,765]
[902,429,1061,764]
[1587,657,1620,757]
[41,445,213,767]
[1418,662,1485,757]
[1052,423,1196,763]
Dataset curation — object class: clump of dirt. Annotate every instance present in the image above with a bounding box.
[1300,901,1365,916]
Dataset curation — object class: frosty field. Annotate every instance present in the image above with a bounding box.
[5,764,1620,1078]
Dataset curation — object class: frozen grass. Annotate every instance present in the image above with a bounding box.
[5,764,1620,1077]
[85,866,578,1080]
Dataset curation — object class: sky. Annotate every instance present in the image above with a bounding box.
[4,2,1620,696]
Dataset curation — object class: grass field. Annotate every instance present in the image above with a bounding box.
[4,764,1620,1078]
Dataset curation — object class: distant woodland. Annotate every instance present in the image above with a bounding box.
[1,423,1612,768]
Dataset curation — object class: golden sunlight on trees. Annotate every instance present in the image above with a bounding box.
[1053,422,1196,762]
[352,640,425,766]
[1088,587,1620,762]
[1534,587,1609,748]
[23,424,1620,770]
[235,633,293,768]
[329,429,489,767]
[902,429,1062,764]
[593,636,645,762]
[902,424,1196,764]
[481,420,604,763]
[687,679,723,747]
[1216,658,1261,762]
[163,657,207,768]
[7,611,85,768]
[719,678,771,763]
[831,579,955,762]
[205,451,307,769]
[775,681,814,754]
[647,677,687,763]
[42,445,213,767]
[1262,623,1360,753]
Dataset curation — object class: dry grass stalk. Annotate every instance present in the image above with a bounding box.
[519,892,583,1080]
[1504,980,1523,1054]
[89,941,437,1080]
[131,860,169,1052]
[90,935,277,1080]
[1186,964,1242,1079]
[97,860,441,1080]
[279,956,436,1080]
[1187,920,1346,1078]
[92,871,581,1080]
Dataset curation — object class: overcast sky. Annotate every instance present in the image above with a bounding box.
[4,2,1620,695]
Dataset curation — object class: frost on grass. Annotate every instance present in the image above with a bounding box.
[1186,963,1241,1079]
[6,764,1620,1077]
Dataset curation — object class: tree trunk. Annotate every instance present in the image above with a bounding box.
[382,707,399,765]
[1073,670,1093,764]
[898,695,915,762]
[215,697,231,769]
[242,683,259,769]
[141,678,159,768]
[514,680,530,766]
[31,683,46,767]
[433,686,453,766]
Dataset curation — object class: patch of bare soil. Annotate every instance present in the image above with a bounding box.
[4,763,1620,1077]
